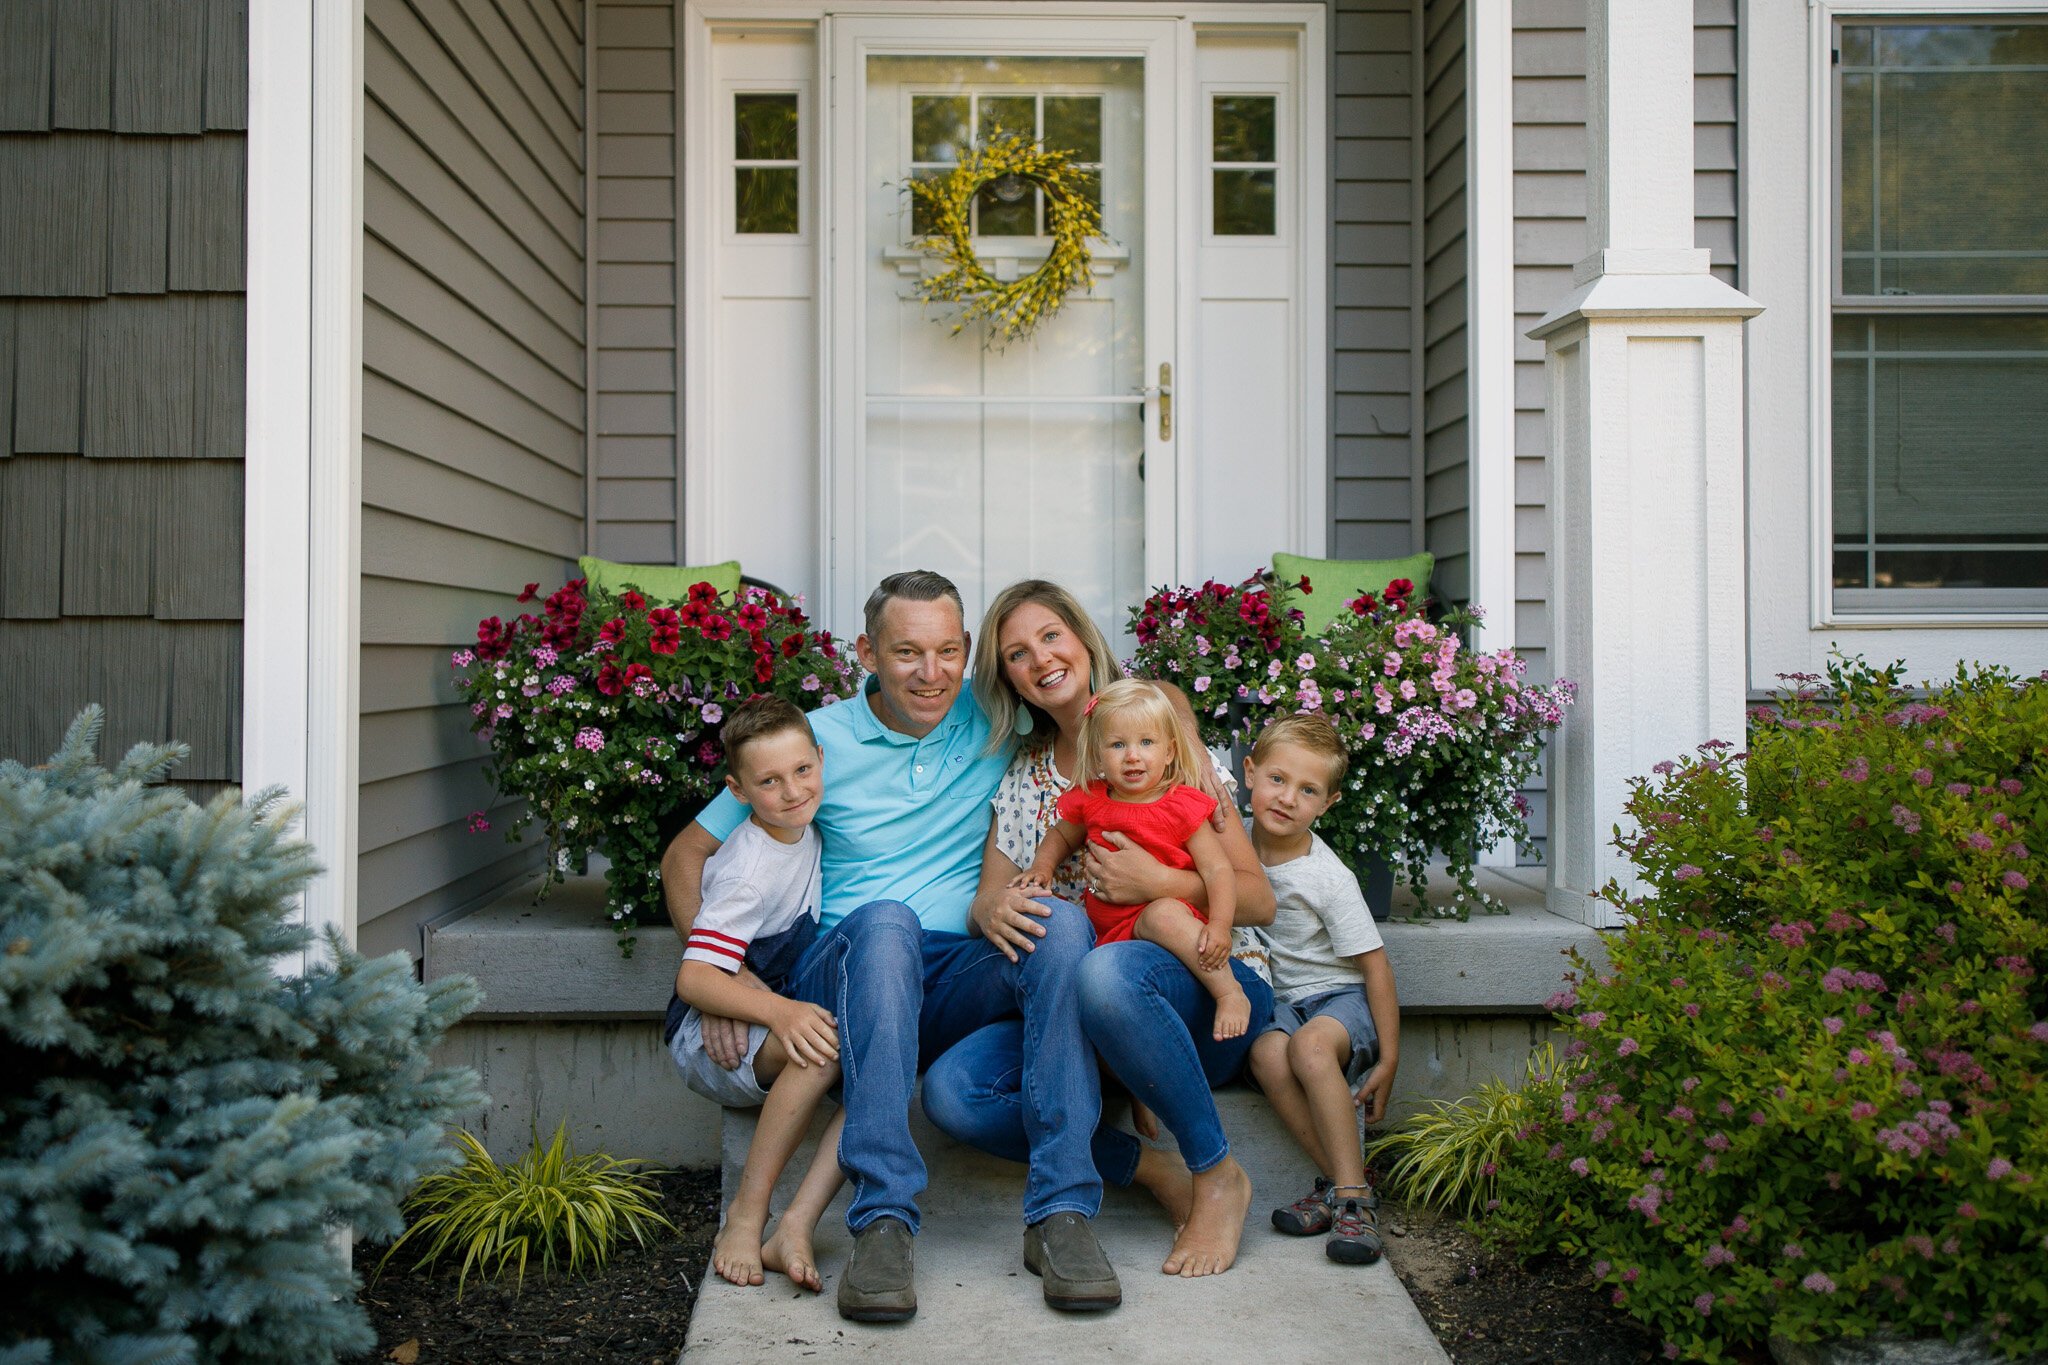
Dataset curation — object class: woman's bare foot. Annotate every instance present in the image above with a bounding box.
[1211,990,1251,1041]
[1162,1156,1251,1277]
[1132,1145,1195,1231]
[712,1211,767,1287]
[758,1218,822,1292]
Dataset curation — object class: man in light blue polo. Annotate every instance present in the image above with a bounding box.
[660,570,1115,1323]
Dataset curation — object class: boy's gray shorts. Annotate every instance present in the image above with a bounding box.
[1264,985,1380,1086]
[669,1005,771,1108]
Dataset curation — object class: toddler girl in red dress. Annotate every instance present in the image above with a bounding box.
[1011,679,1249,1040]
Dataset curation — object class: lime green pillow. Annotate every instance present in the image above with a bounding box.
[1272,551,1434,637]
[576,556,743,604]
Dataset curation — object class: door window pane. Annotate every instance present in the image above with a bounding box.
[1212,95,1276,162]
[734,92,799,234]
[912,95,969,163]
[1044,96,1102,161]
[734,93,798,160]
[1211,94,1277,235]
[979,96,1037,141]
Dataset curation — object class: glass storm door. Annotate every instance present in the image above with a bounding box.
[830,22,1177,642]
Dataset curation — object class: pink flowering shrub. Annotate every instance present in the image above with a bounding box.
[1486,659,2047,1360]
[456,577,860,954]
[1129,571,1572,917]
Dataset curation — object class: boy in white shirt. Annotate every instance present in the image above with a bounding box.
[665,697,845,1292]
[1240,714,1401,1266]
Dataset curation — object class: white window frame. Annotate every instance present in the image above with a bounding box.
[1807,0,2048,629]
[1743,0,2048,688]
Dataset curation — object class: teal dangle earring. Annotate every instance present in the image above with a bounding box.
[1014,705,1036,736]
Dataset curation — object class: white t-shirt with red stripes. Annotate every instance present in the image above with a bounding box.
[684,817,822,974]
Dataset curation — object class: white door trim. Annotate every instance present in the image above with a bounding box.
[244,0,363,965]
[682,0,1328,629]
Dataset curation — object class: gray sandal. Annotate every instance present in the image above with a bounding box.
[1325,1187,1383,1265]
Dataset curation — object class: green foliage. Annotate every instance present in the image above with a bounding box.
[1366,1042,1583,1216]
[458,577,861,956]
[376,1122,672,1295]
[1482,662,2048,1361]
[0,708,484,1365]
[1128,572,1573,916]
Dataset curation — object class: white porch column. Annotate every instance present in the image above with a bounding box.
[1529,0,1760,927]
[245,0,364,969]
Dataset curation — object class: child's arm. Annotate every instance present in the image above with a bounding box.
[1010,818,1085,892]
[677,960,839,1069]
[1351,947,1401,1123]
[1185,821,1237,970]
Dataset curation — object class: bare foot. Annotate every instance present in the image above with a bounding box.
[1211,990,1251,1041]
[1162,1156,1251,1278]
[712,1212,767,1287]
[759,1218,822,1292]
[1131,1097,1160,1141]
[1132,1146,1194,1232]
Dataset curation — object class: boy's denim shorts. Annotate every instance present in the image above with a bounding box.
[1263,984,1380,1086]
[669,1005,771,1108]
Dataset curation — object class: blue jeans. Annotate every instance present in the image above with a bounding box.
[923,941,1273,1181]
[784,898,1101,1234]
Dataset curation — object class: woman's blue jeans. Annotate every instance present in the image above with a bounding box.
[923,940,1273,1181]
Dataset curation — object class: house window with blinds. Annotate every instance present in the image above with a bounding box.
[1831,20,2048,614]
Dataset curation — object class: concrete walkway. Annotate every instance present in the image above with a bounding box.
[681,1088,1451,1363]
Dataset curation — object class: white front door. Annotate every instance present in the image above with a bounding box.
[827,16,1181,641]
[684,6,1325,640]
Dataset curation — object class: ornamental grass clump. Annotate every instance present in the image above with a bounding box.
[1129,571,1573,916]
[1366,1042,1584,1217]
[456,576,861,954]
[0,708,483,1365]
[375,1122,672,1295]
[1481,659,2047,1362]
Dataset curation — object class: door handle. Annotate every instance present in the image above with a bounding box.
[1136,362,1172,441]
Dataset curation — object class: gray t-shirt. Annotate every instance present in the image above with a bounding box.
[1258,829,1385,1003]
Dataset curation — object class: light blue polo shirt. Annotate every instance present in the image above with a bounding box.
[694,679,1011,933]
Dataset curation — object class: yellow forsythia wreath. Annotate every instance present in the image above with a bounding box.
[908,130,1103,344]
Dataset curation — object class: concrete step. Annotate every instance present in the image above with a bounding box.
[681,1086,1450,1363]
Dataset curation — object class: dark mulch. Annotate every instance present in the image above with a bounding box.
[1383,1199,1672,1365]
[345,1169,721,1365]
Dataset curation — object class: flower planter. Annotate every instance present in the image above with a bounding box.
[1137,572,1572,919]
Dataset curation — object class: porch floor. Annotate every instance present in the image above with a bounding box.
[680,1086,1450,1363]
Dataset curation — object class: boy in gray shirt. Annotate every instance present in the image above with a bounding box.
[1240,714,1401,1267]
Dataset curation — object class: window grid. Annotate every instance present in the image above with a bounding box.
[1830,17,2048,605]
[733,92,800,235]
[906,93,1104,240]
[1209,93,1278,237]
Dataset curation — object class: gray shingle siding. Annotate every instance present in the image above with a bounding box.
[0,0,244,794]
[360,0,588,961]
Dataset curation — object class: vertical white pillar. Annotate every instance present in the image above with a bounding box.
[244,0,362,972]
[1530,0,1759,926]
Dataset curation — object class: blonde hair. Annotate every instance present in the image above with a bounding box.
[1075,680,1204,789]
[973,579,1126,754]
[1250,712,1350,786]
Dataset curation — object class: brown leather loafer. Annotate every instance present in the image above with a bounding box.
[838,1216,917,1322]
[1023,1212,1121,1311]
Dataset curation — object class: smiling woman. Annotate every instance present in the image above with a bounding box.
[942,577,1280,1280]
